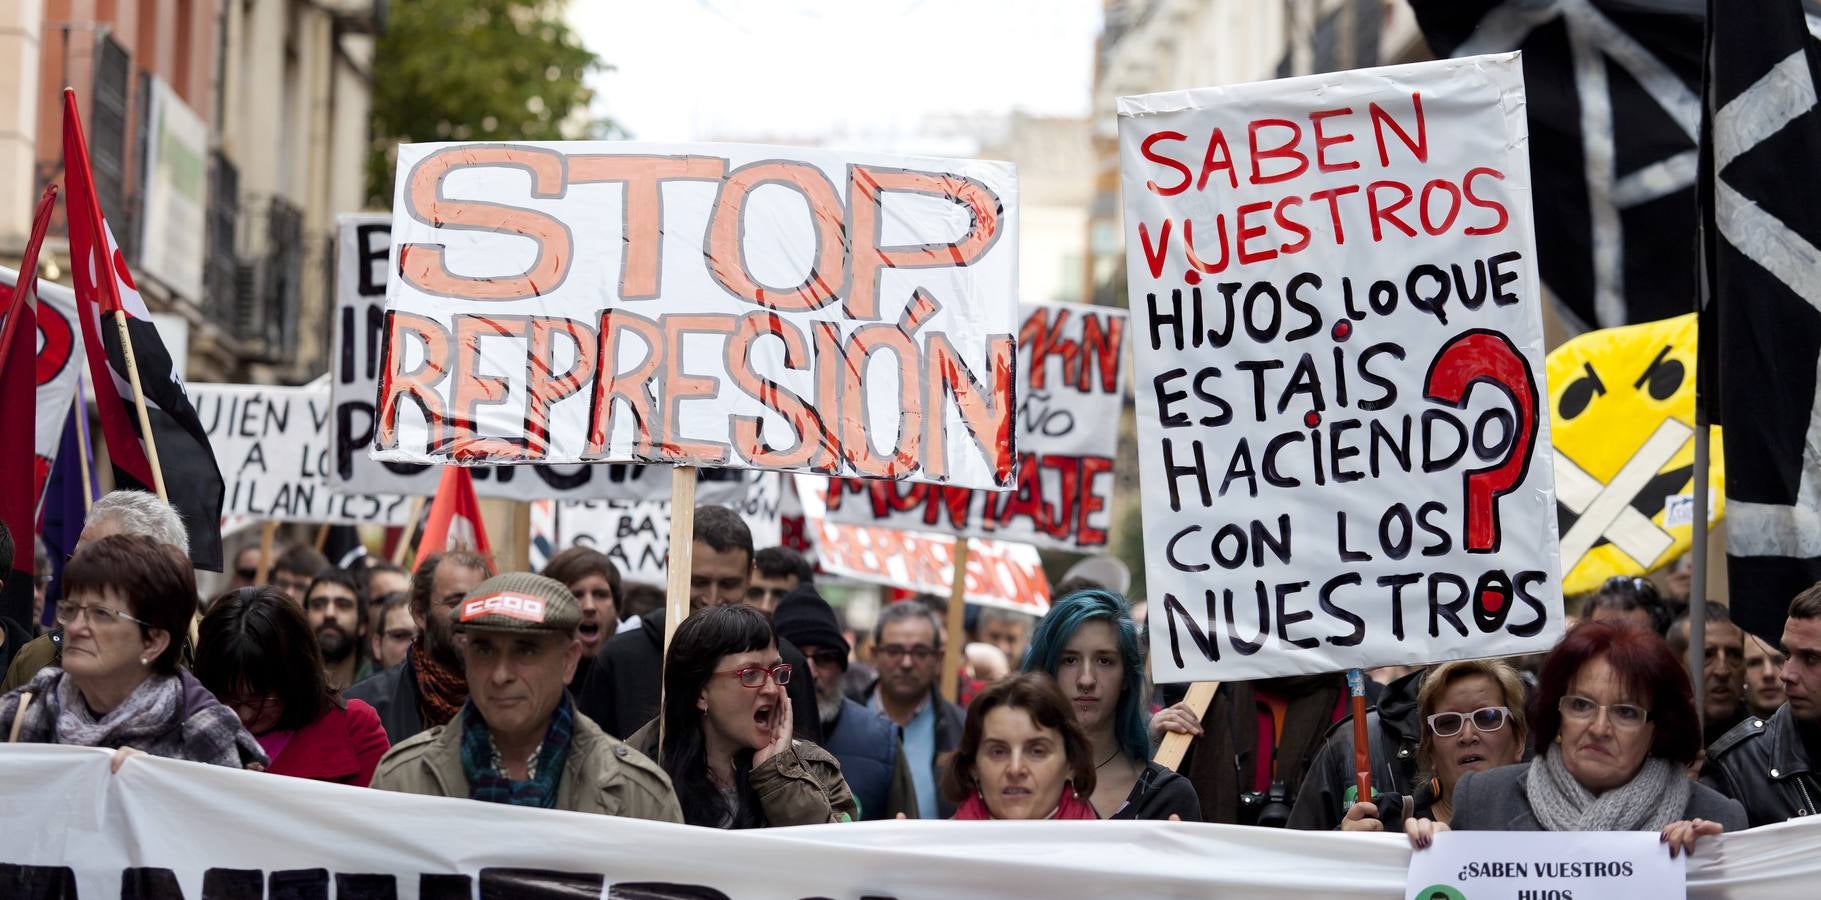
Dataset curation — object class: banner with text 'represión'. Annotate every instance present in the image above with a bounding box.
[1119,54,1563,682]
[374,144,1020,491]
[333,214,753,504]
[823,301,1126,551]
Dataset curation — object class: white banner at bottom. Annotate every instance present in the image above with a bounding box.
[0,745,1816,899]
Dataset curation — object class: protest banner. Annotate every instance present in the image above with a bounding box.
[370,143,1020,492]
[824,301,1126,551]
[797,475,1049,616]
[331,215,751,503]
[1119,54,1564,682]
[1546,313,1723,595]
[1405,831,1683,900]
[548,471,782,582]
[1,746,1811,900]
[192,382,412,526]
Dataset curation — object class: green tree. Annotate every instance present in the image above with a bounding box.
[366,0,611,205]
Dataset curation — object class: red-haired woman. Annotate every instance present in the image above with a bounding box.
[1407,622,1746,857]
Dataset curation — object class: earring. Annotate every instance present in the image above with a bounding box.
[139,657,149,666]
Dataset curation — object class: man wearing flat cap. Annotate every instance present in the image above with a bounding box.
[371,573,682,821]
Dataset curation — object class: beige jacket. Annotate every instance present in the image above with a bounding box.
[627,720,859,827]
[370,709,683,823]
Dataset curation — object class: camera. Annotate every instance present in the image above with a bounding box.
[1238,779,1293,828]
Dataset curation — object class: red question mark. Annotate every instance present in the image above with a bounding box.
[1421,329,1538,554]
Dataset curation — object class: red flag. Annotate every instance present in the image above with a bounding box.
[1,185,57,588]
[61,88,153,487]
[417,467,492,562]
[62,88,225,570]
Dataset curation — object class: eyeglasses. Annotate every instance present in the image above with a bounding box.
[714,663,792,688]
[222,693,280,720]
[805,649,847,670]
[54,603,151,629]
[1558,695,1651,729]
[875,645,937,662]
[1426,706,1513,737]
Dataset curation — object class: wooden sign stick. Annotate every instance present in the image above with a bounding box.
[1153,680,1218,773]
[253,521,278,585]
[659,466,699,750]
[391,495,426,566]
[112,310,168,500]
[939,535,972,703]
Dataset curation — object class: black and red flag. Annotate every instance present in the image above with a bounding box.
[1699,0,1821,639]
[62,88,225,570]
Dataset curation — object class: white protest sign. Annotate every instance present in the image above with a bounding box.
[1119,54,1564,682]
[330,215,750,503]
[555,471,782,584]
[797,475,1050,616]
[372,143,1020,490]
[192,382,412,525]
[825,301,1126,551]
[1406,831,1684,900]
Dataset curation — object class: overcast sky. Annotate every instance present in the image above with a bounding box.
[570,0,1104,146]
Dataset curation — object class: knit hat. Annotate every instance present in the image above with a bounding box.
[771,585,849,663]
[451,572,580,635]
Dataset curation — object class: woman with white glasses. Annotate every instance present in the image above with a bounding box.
[1339,659,1528,832]
[1407,622,1746,858]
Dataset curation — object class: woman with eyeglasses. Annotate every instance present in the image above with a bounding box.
[1407,622,1746,857]
[195,587,390,786]
[628,605,857,828]
[1339,659,1526,833]
[0,536,264,770]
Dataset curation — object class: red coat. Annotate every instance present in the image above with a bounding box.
[267,699,389,787]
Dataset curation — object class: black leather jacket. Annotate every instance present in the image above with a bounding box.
[1703,704,1821,828]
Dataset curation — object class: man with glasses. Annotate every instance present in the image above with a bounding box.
[371,573,681,820]
[348,550,491,743]
[1705,581,1821,826]
[866,600,964,819]
[772,585,916,820]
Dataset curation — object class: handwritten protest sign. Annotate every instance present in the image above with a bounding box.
[331,216,748,502]
[824,301,1126,551]
[1119,54,1563,682]
[798,476,1050,616]
[194,382,412,525]
[372,144,1019,490]
[1405,831,1683,900]
[549,472,782,583]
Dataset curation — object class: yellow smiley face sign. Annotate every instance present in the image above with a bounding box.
[1547,313,1724,596]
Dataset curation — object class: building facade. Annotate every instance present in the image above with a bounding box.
[0,0,379,383]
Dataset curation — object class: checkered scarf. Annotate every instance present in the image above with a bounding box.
[459,696,574,809]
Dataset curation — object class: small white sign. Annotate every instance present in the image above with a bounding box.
[1405,831,1685,900]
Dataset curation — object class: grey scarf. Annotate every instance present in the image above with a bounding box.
[54,670,182,748]
[1525,744,1690,831]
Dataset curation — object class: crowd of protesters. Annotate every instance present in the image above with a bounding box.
[1,490,1818,854]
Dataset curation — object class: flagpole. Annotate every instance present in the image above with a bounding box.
[71,380,95,511]
[110,310,167,500]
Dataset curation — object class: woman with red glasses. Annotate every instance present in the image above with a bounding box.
[1339,659,1528,833]
[629,605,856,828]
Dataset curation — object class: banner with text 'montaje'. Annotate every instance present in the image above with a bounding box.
[372,144,1020,490]
[824,301,1127,552]
[0,746,1813,899]
[1119,53,1564,682]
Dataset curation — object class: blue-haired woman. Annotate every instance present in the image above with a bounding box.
[1021,591,1201,820]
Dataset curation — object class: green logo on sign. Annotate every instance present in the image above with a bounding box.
[1416,886,1466,900]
